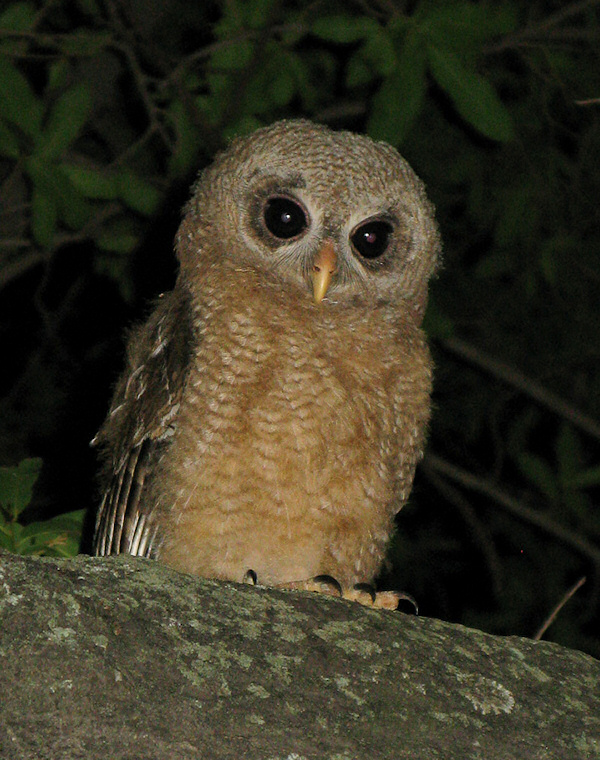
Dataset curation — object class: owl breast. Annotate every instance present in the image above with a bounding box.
[154,269,431,587]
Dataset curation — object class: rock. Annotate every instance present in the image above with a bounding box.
[1,551,598,759]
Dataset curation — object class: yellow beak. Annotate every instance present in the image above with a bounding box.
[311,241,337,303]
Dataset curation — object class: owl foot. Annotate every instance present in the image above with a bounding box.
[343,584,418,612]
[286,576,416,611]
[244,570,416,612]
[281,576,418,612]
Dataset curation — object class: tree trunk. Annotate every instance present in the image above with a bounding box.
[1,550,598,759]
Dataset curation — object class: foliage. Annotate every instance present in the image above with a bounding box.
[0,0,599,656]
[0,458,84,556]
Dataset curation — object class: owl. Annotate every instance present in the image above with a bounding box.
[92,119,440,608]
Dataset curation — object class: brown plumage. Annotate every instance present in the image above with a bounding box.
[93,119,440,603]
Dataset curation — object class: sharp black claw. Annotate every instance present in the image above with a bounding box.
[312,574,343,596]
[396,592,419,615]
[243,569,258,585]
[352,583,377,603]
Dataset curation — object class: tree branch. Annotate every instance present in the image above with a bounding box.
[425,453,600,567]
[440,336,600,441]
[421,462,504,595]
[533,576,587,640]
[489,0,600,52]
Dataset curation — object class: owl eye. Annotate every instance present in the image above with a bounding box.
[263,196,308,240]
[351,220,393,260]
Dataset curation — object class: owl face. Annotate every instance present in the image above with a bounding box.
[179,120,440,321]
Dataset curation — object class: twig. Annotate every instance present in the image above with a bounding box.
[421,461,503,595]
[440,336,600,442]
[425,454,600,567]
[533,576,587,640]
[109,41,173,151]
[0,202,122,291]
[489,0,600,52]
[166,22,304,86]
[0,251,48,290]
[525,0,600,35]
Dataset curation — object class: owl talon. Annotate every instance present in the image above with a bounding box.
[344,583,377,606]
[243,569,258,585]
[311,575,343,597]
[339,584,418,612]
[372,590,419,613]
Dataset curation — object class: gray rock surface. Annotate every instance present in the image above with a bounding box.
[1,550,599,759]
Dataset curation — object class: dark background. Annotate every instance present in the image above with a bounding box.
[1,0,599,657]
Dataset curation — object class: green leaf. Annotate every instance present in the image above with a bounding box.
[346,25,397,88]
[0,57,43,138]
[367,33,427,146]
[359,26,397,77]
[62,165,118,199]
[0,458,42,520]
[213,5,242,39]
[31,185,58,247]
[475,249,513,279]
[116,172,162,216]
[494,185,537,247]
[195,92,223,126]
[296,49,337,110]
[346,55,374,89]
[16,509,85,557]
[427,44,514,142]
[97,233,138,254]
[539,236,573,287]
[47,60,71,95]
[38,83,92,160]
[94,249,134,300]
[54,165,93,228]
[242,0,276,29]
[166,100,201,177]
[222,116,264,142]
[57,30,111,56]
[0,2,36,31]
[280,21,304,46]
[0,118,20,158]
[0,2,34,55]
[311,14,377,44]
[507,408,541,459]
[566,465,600,491]
[74,0,102,15]
[243,46,297,114]
[422,295,454,340]
[210,39,254,71]
[27,157,92,237]
[518,453,559,503]
[424,2,517,55]
[268,54,296,107]
[0,520,23,551]
[284,50,312,106]
[97,218,140,254]
[555,424,582,482]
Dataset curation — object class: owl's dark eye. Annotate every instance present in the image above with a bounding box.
[351,220,393,260]
[263,196,308,240]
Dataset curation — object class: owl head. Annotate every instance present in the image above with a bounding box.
[177,120,440,323]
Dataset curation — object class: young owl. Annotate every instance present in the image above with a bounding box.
[93,119,440,607]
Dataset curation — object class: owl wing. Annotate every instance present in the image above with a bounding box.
[92,289,193,558]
